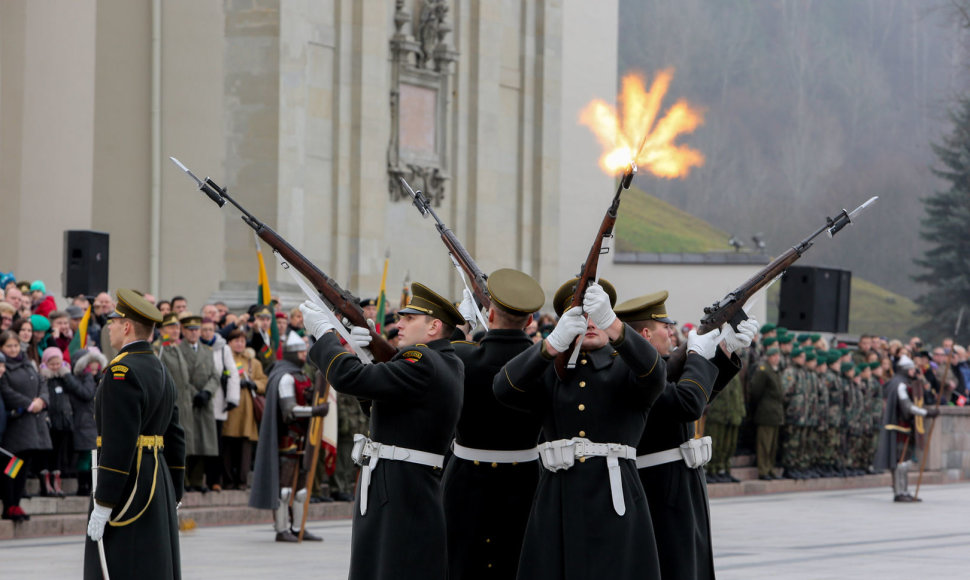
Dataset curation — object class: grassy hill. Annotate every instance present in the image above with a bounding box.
[617,188,927,339]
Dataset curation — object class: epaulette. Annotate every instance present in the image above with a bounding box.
[451,340,479,346]
[109,352,130,366]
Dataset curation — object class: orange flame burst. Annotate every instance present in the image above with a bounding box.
[580,69,705,178]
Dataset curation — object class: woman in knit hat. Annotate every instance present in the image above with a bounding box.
[38,347,81,497]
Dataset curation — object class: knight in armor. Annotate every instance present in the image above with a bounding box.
[874,355,938,502]
[249,331,330,541]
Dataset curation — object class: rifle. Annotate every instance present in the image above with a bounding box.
[665,196,879,380]
[170,157,397,363]
[399,177,490,313]
[554,164,638,378]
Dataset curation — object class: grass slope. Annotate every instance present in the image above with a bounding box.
[617,188,926,339]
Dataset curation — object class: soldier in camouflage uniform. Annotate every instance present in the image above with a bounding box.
[822,351,844,477]
[780,348,809,479]
[705,373,746,483]
[841,362,863,476]
[863,361,883,473]
[809,352,829,477]
[777,333,794,372]
[800,350,820,478]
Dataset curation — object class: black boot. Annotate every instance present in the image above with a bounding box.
[40,471,54,497]
[76,471,92,497]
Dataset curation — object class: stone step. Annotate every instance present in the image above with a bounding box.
[707,469,944,498]
[730,454,755,468]
[0,499,355,540]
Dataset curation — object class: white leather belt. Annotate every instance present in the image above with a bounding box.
[351,434,445,516]
[537,437,637,516]
[636,436,713,470]
[452,441,539,464]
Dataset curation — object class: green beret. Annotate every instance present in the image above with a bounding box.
[762,336,777,347]
[805,351,816,361]
[486,269,545,315]
[615,290,674,325]
[868,361,880,370]
[778,334,794,344]
[797,333,810,342]
[810,334,821,341]
[29,314,50,333]
[765,347,780,356]
[398,282,466,327]
[760,323,776,334]
[107,288,163,327]
[855,365,867,374]
[841,362,855,373]
[776,326,788,334]
[827,352,842,365]
[552,278,617,318]
[791,347,804,358]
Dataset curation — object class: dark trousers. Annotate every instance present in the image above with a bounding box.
[1,451,35,510]
[43,430,74,473]
[756,425,780,476]
[222,437,253,489]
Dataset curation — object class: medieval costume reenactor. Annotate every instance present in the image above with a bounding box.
[249,331,329,541]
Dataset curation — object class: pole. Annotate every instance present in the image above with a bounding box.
[91,449,111,580]
[298,379,329,542]
[913,362,949,499]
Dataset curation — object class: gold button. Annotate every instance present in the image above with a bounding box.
[491,462,498,468]
[579,381,587,388]
[580,359,587,365]
[473,460,480,466]
[579,430,586,437]
[485,538,491,543]
[579,456,587,463]
[578,404,586,411]
[512,461,518,466]
[488,564,493,568]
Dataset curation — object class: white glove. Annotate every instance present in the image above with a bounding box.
[546,307,588,353]
[299,301,335,339]
[721,318,758,354]
[457,288,479,330]
[582,282,616,330]
[349,326,373,351]
[687,328,721,360]
[87,503,112,541]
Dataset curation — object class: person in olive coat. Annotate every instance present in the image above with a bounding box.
[493,280,678,580]
[302,282,465,580]
[616,292,755,580]
[175,314,220,491]
[84,289,186,580]
[0,329,52,521]
[749,347,785,479]
[442,269,545,580]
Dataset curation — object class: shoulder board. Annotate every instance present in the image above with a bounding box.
[401,350,424,363]
[759,365,766,370]
[451,340,478,346]
[414,343,428,348]
[109,352,130,366]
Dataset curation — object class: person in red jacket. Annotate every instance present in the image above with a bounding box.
[29,281,57,319]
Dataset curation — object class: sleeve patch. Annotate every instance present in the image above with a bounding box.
[112,365,129,379]
[401,350,423,363]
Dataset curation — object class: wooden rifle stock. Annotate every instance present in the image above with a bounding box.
[554,168,636,378]
[399,177,491,311]
[174,164,397,362]
[664,199,876,380]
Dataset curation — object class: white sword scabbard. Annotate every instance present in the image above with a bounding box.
[91,449,111,580]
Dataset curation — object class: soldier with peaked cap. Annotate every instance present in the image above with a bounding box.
[615,290,755,580]
[493,279,668,580]
[442,269,545,580]
[301,282,465,580]
[250,331,329,541]
[84,289,186,580]
[174,314,220,491]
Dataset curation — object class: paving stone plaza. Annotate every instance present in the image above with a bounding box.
[3,482,967,579]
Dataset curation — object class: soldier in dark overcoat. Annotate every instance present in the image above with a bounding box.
[302,282,465,580]
[442,269,545,579]
[616,291,754,580]
[84,289,186,580]
[493,280,668,580]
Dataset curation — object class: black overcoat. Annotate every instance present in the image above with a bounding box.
[639,349,739,580]
[443,330,542,579]
[0,355,52,453]
[83,340,186,580]
[308,333,463,580]
[493,326,666,580]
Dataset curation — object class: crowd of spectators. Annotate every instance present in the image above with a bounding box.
[1,273,965,521]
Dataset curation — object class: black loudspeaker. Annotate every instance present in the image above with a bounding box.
[777,266,851,333]
[63,230,110,298]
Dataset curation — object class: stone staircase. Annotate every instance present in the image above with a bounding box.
[0,476,354,540]
[706,453,948,499]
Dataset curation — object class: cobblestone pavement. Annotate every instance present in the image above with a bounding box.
[3,483,967,579]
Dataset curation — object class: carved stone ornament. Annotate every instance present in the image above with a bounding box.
[388,0,457,206]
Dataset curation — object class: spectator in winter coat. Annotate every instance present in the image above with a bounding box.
[0,330,52,521]
[0,352,6,443]
[47,311,73,363]
[29,281,57,319]
[70,347,105,497]
[38,347,80,497]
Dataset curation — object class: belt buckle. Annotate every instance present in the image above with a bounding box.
[351,435,369,466]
